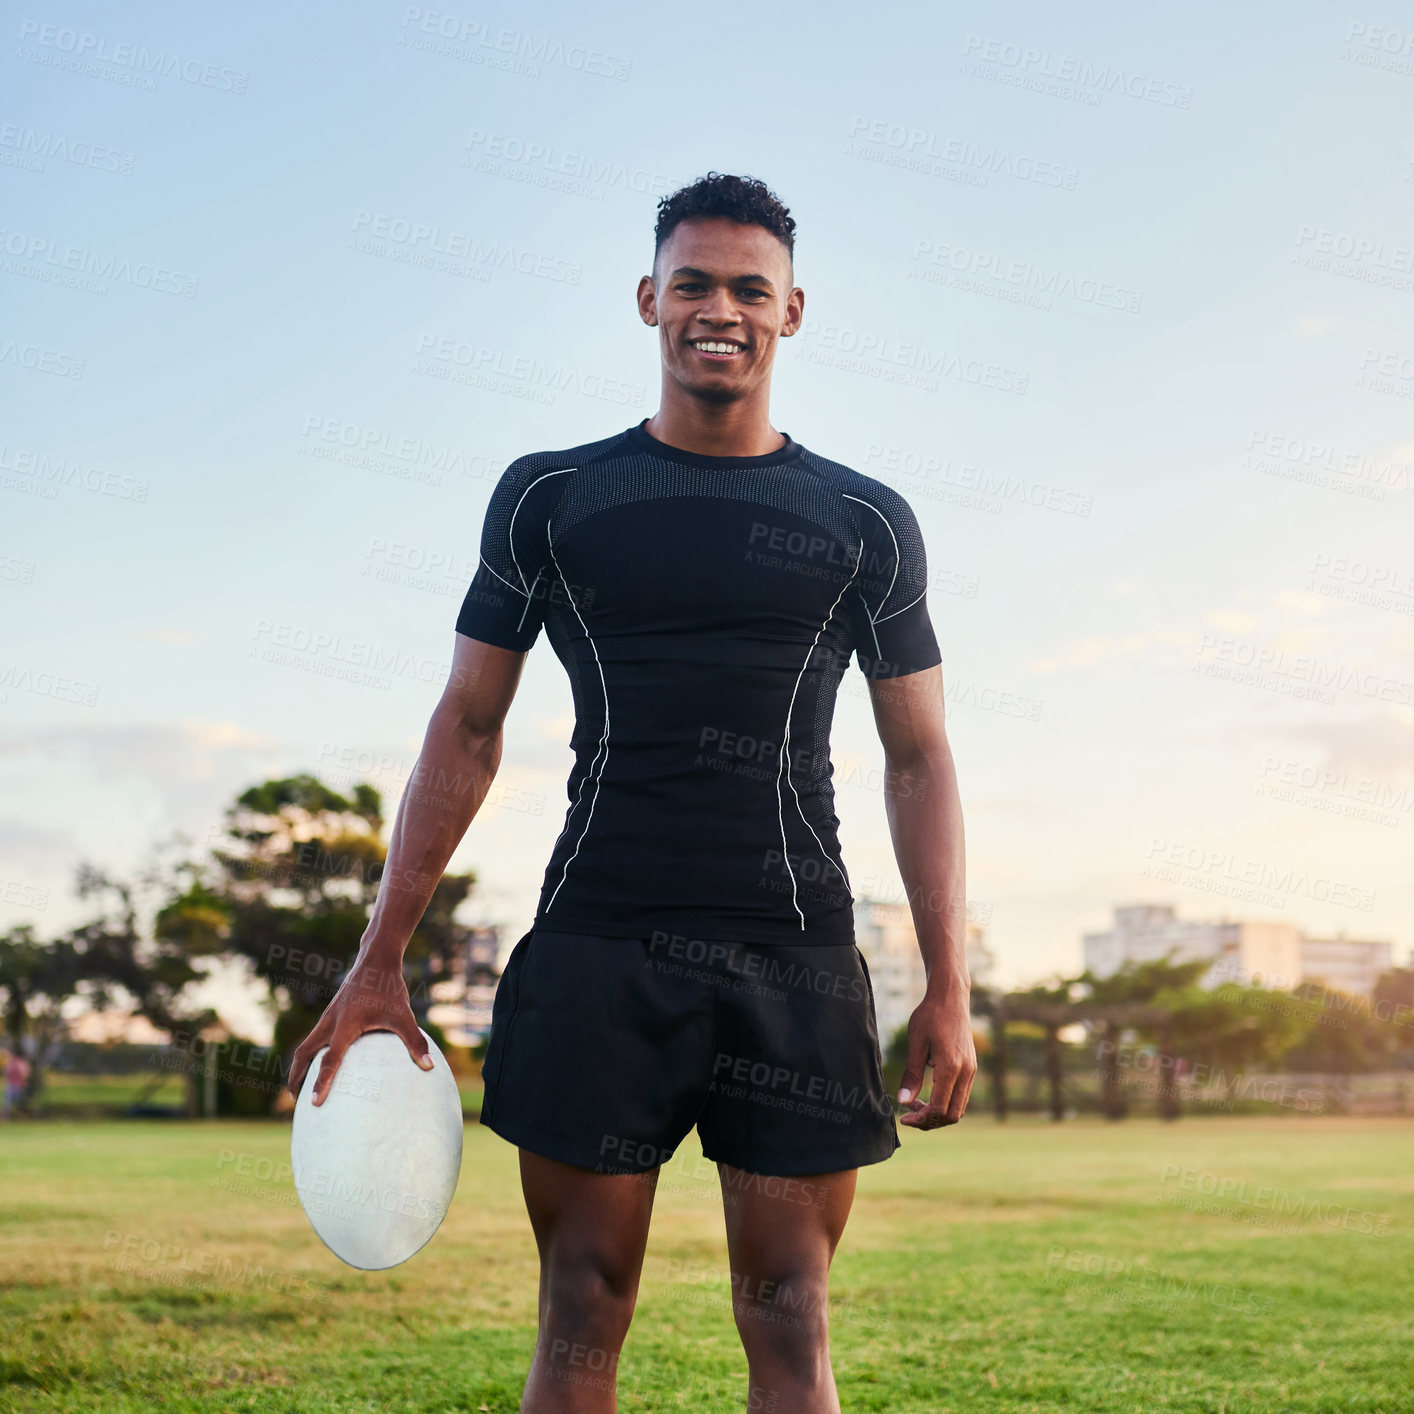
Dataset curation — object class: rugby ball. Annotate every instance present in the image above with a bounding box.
[290,1028,463,1270]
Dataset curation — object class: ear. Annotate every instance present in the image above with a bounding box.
[636,273,659,327]
[780,284,805,338]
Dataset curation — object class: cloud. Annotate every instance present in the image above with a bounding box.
[1275,709,1414,780]
[1206,609,1260,635]
[136,629,200,645]
[0,720,287,836]
[1267,591,1326,617]
[1030,625,1193,673]
[0,719,277,784]
[1028,592,1373,676]
[0,817,76,872]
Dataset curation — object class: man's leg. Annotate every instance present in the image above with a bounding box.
[718,1163,858,1414]
[518,1149,660,1413]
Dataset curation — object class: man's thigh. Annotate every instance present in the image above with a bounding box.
[717,1160,859,1338]
[719,1163,857,1262]
[519,1150,660,1281]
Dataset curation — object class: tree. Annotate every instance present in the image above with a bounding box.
[72,859,223,1034]
[1077,955,1212,1007]
[1372,968,1414,1065]
[0,924,79,1113]
[68,856,224,1115]
[175,773,478,1105]
[0,843,224,1116]
[3,773,486,1117]
[1164,982,1312,1104]
[1275,982,1395,1075]
[1080,956,1203,1105]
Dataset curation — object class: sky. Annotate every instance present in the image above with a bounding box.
[4,1,1413,1042]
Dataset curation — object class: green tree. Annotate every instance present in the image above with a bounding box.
[1372,968,1414,1064]
[1077,955,1212,1006]
[1167,982,1312,1102]
[173,773,477,1104]
[0,924,79,1113]
[1275,982,1394,1074]
[1076,957,1211,1117]
[68,854,225,1114]
[0,844,224,1115]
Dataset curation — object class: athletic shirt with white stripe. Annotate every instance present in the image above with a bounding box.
[454,417,942,946]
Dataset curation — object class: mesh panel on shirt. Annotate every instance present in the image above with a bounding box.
[799,447,928,623]
[478,430,635,592]
[549,449,860,550]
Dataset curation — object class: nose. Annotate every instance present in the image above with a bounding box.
[696,287,741,325]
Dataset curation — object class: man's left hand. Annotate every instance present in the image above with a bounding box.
[897,991,977,1130]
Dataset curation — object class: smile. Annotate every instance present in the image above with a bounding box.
[689,340,746,360]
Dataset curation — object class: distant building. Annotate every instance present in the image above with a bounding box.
[1083,904,1302,989]
[427,925,502,1045]
[1083,903,1396,996]
[853,897,994,1045]
[1300,932,1394,998]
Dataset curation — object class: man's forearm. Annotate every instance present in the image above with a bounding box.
[881,745,968,1001]
[359,706,503,966]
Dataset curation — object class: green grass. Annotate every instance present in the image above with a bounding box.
[37,1074,191,1109]
[0,1115,1409,1412]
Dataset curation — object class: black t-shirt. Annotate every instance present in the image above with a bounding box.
[454,418,941,945]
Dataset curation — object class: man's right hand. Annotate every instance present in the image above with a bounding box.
[287,954,434,1107]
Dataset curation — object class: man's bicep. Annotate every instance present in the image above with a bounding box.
[440,632,529,737]
[867,663,948,762]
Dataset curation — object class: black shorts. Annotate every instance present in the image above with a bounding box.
[479,929,900,1177]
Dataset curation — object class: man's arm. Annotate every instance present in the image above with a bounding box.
[287,633,529,1105]
[867,663,976,1129]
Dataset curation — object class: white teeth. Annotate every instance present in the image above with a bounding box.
[692,341,742,354]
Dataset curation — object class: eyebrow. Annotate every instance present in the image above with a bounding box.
[669,265,775,289]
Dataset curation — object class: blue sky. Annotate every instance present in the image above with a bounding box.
[4,1,1413,1037]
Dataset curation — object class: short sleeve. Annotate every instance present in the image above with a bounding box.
[454,457,559,653]
[844,484,942,679]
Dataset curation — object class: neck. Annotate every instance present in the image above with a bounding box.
[644,387,785,458]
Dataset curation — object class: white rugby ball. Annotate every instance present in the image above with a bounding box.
[291,1028,463,1270]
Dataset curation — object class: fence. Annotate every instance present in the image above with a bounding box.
[992,1054,1414,1118]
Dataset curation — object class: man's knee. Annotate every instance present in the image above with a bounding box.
[731,1268,831,1378]
[545,1254,640,1341]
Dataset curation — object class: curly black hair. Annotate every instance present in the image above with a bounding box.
[652,171,796,274]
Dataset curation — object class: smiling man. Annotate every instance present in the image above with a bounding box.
[291,171,974,1414]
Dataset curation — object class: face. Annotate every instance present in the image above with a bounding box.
[637,215,803,405]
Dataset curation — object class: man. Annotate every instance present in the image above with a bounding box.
[291,171,974,1414]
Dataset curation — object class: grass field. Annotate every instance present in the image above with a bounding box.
[0,1114,1409,1413]
[35,1075,192,1110]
